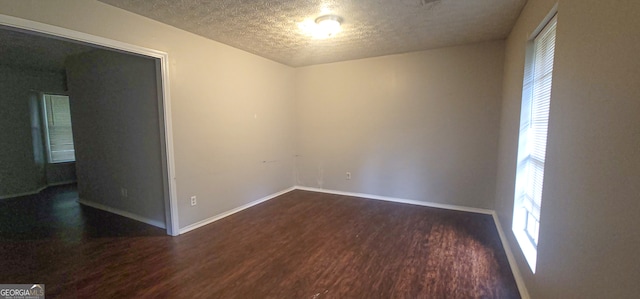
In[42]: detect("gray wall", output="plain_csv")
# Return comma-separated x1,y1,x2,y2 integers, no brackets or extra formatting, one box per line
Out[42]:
46,162,77,185
0,65,75,198
66,49,166,225
295,41,505,209
495,0,640,297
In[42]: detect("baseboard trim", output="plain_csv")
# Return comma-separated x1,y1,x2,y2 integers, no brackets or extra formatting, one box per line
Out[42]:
0,186,48,200
294,186,494,215
47,180,77,187
0,181,77,200
78,198,166,229
491,212,530,299
179,186,296,234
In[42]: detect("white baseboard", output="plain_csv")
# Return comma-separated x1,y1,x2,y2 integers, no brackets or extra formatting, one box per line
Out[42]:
0,181,77,200
0,186,48,200
492,212,530,299
294,186,494,215
78,198,166,229
48,180,77,187
179,186,297,234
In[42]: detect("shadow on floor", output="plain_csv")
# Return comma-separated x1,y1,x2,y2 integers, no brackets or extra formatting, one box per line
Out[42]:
0,184,166,241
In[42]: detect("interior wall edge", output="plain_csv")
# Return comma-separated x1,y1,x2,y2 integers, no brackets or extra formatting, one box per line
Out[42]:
491,212,531,299
295,186,494,215
0,185,48,200
179,186,297,234
0,179,77,201
77,198,166,229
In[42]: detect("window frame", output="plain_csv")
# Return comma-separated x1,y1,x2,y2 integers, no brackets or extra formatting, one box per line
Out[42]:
41,92,76,164
512,11,558,274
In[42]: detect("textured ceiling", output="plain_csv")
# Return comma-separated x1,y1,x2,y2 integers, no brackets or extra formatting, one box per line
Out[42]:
98,0,527,67
0,27,94,72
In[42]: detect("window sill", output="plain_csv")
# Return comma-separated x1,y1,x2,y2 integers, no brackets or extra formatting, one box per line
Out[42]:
513,228,538,273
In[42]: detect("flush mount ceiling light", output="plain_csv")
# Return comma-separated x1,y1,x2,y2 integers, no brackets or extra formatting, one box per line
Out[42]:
298,14,343,39
315,15,343,36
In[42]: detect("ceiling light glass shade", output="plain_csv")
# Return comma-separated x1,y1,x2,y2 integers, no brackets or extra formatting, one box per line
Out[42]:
316,15,342,37
298,15,343,39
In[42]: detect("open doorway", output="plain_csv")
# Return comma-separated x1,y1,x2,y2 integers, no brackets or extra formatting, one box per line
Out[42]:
0,15,178,235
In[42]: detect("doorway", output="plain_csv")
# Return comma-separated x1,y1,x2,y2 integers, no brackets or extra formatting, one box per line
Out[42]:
0,14,178,235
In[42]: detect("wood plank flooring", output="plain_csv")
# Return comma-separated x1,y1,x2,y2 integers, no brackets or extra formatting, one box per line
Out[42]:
0,186,520,298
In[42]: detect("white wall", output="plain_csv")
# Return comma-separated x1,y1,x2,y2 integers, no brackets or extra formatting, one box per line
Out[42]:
0,65,71,198
295,41,505,209
66,49,165,225
495,0,640,297
0,0,296,228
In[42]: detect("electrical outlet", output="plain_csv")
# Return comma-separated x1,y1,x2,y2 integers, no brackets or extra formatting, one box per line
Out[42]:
346,172,351,180
190,196,197,206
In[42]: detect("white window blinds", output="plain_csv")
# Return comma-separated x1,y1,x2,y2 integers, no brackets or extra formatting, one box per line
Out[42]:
43,94,76,163
512,14,557,273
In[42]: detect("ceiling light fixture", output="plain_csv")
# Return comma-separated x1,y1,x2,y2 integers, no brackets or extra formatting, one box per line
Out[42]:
298,14,343,39
315,15,342,37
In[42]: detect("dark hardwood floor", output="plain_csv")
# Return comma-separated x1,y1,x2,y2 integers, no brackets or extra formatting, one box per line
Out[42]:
0,186,520,298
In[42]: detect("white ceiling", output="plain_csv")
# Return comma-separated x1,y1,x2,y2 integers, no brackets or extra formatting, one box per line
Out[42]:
98,0,527,67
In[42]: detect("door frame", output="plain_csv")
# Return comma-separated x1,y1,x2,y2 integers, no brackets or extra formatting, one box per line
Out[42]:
0,14,180,236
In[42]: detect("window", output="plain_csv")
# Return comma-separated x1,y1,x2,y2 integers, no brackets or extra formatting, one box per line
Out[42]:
43,94,76,163
512,14,557,273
